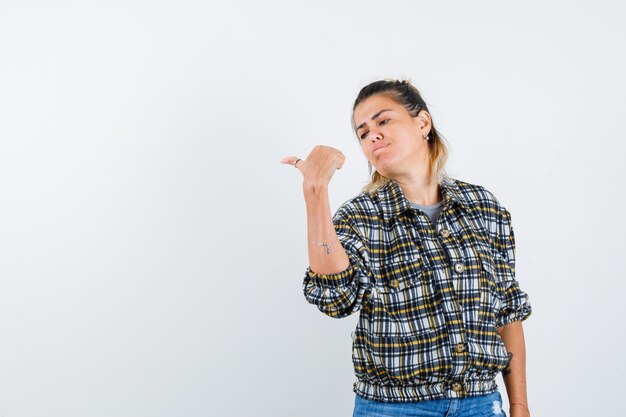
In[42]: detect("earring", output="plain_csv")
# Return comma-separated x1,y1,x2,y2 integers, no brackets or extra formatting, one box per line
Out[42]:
423,134,430,141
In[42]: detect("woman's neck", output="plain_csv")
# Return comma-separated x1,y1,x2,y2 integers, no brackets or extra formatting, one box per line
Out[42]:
394,176,441,206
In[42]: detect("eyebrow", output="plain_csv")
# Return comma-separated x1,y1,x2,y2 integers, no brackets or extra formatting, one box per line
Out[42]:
356,109,393,131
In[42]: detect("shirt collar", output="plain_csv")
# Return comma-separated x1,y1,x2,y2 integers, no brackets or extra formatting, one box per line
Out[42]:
377,176,472,221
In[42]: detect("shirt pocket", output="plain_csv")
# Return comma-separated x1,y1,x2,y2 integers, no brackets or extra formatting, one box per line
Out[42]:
364,328,450,384
370,247,444,338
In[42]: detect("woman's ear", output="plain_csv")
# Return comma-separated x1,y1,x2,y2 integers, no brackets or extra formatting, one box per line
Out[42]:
416,110,432,135
416,110,431,129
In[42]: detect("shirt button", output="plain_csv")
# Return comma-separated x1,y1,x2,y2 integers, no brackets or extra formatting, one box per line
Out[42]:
389,279,399,288
439,228,451,238
454,262,465,273
455,343,466,354
451,381,463,392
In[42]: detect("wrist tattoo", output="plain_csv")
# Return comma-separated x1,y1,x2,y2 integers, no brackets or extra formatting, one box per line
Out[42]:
312,240,334,254
502,352,513,377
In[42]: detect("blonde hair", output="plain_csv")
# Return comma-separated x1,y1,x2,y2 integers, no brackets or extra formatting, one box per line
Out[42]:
351,79,450,194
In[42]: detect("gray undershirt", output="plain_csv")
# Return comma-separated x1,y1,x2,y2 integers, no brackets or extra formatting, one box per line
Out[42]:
409,199,444,228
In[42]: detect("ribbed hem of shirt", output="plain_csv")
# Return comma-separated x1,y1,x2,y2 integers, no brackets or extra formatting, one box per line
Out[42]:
353,377,498,402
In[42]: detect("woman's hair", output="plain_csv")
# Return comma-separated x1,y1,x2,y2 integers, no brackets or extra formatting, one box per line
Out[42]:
351,78,449,194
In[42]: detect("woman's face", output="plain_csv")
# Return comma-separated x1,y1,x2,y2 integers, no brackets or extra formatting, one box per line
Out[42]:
353,94,431,178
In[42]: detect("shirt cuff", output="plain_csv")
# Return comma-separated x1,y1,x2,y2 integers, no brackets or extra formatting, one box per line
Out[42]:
496,302,532,327
304,263,357,287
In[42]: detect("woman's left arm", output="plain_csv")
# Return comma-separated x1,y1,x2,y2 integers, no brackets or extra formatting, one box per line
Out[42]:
497,321,530,417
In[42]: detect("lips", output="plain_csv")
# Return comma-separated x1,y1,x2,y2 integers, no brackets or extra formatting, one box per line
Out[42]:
372,144,389,154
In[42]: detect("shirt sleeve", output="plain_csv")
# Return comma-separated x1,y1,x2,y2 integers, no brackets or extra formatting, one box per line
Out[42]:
493,204,532,327
302,209,372,319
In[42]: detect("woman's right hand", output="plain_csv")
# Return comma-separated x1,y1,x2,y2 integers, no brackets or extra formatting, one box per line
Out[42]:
280,145,346,187
280,145,352,279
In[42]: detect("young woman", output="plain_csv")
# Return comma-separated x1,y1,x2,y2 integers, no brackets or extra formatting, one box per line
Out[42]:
281,79,532,417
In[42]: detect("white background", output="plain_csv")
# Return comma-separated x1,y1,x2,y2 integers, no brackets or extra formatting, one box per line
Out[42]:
1,1,624,416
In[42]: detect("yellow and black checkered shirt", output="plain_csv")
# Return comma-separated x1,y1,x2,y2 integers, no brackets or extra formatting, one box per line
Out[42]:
303,176,532,402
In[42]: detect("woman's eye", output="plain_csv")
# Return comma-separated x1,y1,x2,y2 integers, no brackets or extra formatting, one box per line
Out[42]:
359,120,389,140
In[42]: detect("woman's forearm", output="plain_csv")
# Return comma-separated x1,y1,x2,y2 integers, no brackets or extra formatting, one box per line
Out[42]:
303,181,350,275
496,321,530,415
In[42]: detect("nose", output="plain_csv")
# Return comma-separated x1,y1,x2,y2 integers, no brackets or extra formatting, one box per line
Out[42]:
369,129,383,141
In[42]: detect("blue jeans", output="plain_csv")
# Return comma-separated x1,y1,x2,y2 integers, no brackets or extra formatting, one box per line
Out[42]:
353,390,507,417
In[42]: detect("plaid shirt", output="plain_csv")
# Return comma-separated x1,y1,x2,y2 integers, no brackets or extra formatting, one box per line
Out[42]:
302,176,532,402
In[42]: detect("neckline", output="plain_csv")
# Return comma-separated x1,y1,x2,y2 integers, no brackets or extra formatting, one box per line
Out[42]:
409,199,444,208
